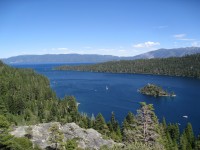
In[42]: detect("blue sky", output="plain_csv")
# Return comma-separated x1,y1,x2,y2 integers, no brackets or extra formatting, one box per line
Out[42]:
0,0,200,58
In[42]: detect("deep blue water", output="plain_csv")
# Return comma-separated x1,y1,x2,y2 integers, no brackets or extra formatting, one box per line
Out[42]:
11,63,200,135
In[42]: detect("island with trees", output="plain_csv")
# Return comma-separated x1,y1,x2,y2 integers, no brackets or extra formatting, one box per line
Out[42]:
55,54,200,78
139,83,176,97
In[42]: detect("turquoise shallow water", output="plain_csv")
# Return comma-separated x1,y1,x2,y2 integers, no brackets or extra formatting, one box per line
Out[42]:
12,63,200,135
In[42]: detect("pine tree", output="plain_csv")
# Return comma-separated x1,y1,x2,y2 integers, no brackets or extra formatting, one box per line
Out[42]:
94,113,109,135
0,115,15,149
195,134,200,150
122,111,135,139
125,111,135,127
108,112,122,142
135,102,160,144
122,102,163,147
185,123,195,149
162,117,167,130
180,131,188,150
167,123,180,143
0,98,7,115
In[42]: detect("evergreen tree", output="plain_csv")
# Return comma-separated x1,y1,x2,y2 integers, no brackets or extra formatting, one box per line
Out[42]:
180,131,188,150
167,123,180,143
122,102,163,147
107,112,122,142
0,115,12,149
195,134,200,150
135,102,160,144
125,111,135,129
94,113,109,135
185,123,195,149
0,99,7,115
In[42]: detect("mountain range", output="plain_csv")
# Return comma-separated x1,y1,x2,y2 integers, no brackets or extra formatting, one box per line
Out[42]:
2,47,200,64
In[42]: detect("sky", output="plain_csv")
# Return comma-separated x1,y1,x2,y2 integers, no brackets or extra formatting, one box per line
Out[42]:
0,0,200,58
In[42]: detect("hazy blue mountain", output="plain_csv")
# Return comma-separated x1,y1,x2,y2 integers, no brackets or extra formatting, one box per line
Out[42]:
132,47,200,59
2,54,122,64
2,47,200,64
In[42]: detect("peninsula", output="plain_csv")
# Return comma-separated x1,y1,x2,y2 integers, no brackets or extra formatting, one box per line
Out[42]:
55,54,200,79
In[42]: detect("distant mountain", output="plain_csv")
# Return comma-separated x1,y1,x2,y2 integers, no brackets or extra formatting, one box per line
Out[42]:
2,54,122,64
2,47,200,64
132,47,200,59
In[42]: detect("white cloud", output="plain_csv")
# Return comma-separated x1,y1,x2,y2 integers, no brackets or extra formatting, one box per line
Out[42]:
173,34,195,41
191,41,200,47
174,34,186,38
132,41,160,48
178,38,195,41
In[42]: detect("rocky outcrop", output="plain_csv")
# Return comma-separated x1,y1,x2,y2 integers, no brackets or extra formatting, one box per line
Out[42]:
11,122,119,150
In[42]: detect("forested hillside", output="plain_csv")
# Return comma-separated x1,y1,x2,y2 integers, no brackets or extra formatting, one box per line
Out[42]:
0,61,86,126
56,54,200,78
1,61,200,150
0,61,94,149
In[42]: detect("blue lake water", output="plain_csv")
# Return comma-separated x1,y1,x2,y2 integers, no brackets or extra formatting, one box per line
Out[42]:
11,63,200,135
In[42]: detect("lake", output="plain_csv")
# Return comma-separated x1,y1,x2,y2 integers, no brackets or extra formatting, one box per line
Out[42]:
11,63,200,135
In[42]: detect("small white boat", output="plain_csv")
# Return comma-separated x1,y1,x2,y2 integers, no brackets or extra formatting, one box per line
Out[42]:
106,86,109,90
183,115,188,118
178,123,181,125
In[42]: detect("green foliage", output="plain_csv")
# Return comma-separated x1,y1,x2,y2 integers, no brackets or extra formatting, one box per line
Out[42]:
125,142,165,150
0,62,91,129
100,142,165,150
167,123,180,142
94,113,109,136
0,115,38,150
48,123,64,150
6,137,34,150
65,139,78,150
107,112,122,142
180,131,188,150
160,122,179,150
0,115,12,149
180,123,195,150
195,135,200,150
56,54,200,78
0,115,10,130
122,102,165,149
185,123,195,148
135,103,160,144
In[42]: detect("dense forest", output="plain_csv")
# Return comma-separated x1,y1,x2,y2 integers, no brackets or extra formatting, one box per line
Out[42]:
1,61,200,150
56,54,200,78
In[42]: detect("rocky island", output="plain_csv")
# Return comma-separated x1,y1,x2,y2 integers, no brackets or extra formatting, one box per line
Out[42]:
139,83,176,97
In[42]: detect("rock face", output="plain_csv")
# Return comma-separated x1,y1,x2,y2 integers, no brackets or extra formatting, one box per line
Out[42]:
11,122,118,150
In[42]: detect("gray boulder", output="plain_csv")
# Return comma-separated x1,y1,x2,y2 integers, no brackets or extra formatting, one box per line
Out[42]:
11,122,120,150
